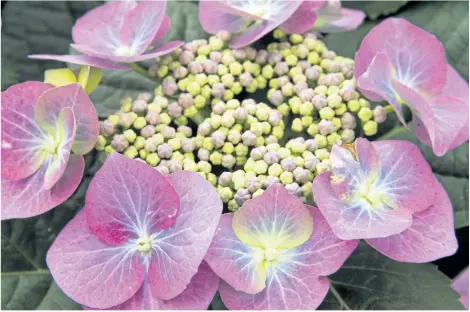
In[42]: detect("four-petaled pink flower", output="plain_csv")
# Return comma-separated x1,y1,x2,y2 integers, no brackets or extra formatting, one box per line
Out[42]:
355,18,469,156
204,184,358,310
47,153,222,309
313,138,458,263
29,0,183,70
1,82,99,220
312,0,365,33
199,0,320,48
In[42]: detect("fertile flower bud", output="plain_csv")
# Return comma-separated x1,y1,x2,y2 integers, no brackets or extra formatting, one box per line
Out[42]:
211,83,225,98
246,179,262,194
173,66,189,78
234,189,251,206
341,62,354,79
269,90,284,106
268,51,282,65
156,164,170,175
163,79,177,96
111,134,129,152
210,51,222,62
294,82,308,94
255,50,268,65
312,94,328,110
293,167,310,184
168,159,183,173
373,105,387,123
263,151,281,165
285,182,302,197
268,110,282,126
144,138,157,153
132,99,147,115
162,126,176,139
141,125,155,138
263,176,280,188
204,60,218,74
100,120,116,137
198,148,210,161
341,112,357,129
241,131,257,146
179,50,195,65
157,143,173,159
305,66,320,81
274,62,289,76
145,111,160,125
304,155,318,171
239,72,254,87
340,86,356,101
211,131,226,148
119,112,136,128
299,89,314,102
188,61,204,74
341,129,355,143
244,47,257,60
318,119,334,135
198,122,212,136
305,139,318,152
281,157,296,172
322,50,336,59
178,93,194,108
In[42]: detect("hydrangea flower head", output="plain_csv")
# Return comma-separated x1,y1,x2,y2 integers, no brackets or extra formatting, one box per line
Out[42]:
204,184,358,309
29,0,183,68
355,18,469,156
313,0,366,33
313,138,458,262
47,153,223,309
1,82,99,220
199,0,321,48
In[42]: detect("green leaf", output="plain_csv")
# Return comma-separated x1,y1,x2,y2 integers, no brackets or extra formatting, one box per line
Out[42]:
343,1,408,20
324,1,469,79
1,1,102,90
436,174,469,230
210,291,228,310
1,271,81,310
319,243,464,310
165,0,209,42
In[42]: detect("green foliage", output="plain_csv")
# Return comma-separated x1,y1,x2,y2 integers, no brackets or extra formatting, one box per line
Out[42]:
343,1,408,20
165,0,210,42
319,243,464,310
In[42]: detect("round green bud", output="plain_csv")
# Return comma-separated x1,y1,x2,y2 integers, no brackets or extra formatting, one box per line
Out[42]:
210,151,223,165
293,156,304,167
359,98,370,108
104,145,116,155
208,74,220,86
197,161,212,173
221,74,235,88
273,28,286,39
262,65,274,79
335,103,347,115
278,147,291,159
184,152,195,161
201,85,212,99
327,94,342,108
255,136,265,147
363,120,378,136
235,143,249,156
280,171,294,185
194,95,207,109
278,104,290,116
314,85,328,95
290,34,303,44
168,61,181,70
299,101,314,116
229,62,243,76
331,117,342,131
301,116,314,128
244,158,256,172
146,153,160,166
268,163,283,177
272,126,284,139
358,107,373,122
307,52,320,65
183,159,198,171
152,133,165,145
139,149,148,160
124,146,138,159
123,129,137,143
306,123,319,136
197,45,211,56
218,187,233,203
254,160,268,174
217,64,229,76
319,107,335,120
207,173,217,186
347,100,360,112
289,67,303,78
187,82,201,96
314,134,327,148
203,137,214,151
133,117,147,130
285,54,298,66
184,106,198,118
252,189,264,198
222,142,235,154
292,118,304,132
134,136,146,150
159,113,171,125
315,148,330,160
171,151,184,163
108,114,120,126
195,55,208,63
95,135,107,151
231,82,243,95
226,99,240,110
223,90,234,101
256,76,267,89
147,103,162,113
327,133,341,146
301,181,313,198
168,137,182,150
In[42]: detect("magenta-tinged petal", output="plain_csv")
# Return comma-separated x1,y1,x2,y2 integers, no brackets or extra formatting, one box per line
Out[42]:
233,184,314,250
279,1,320,34
151,15,171,46
72,0,137,55
355,18,447,96
28,54,130,70
1,154,84,220
393,80,469,156
356,53,405,123
34,83,99,155
198,1,246,34
43,107,76,190
120,0,166,55
148,171,223,300
372,140,437,213
85,153,180,246
163,261,220,310
366,182,457,263
47,209,145,309
314,3,366,33
281,206,359,277
103,262,219,310
1,82,52,180
219,273,329,310
204,213,267,295
453,268,469,309
313,172,413,240
229,19,282,49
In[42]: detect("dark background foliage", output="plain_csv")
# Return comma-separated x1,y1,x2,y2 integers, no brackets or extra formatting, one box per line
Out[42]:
1,1,468,309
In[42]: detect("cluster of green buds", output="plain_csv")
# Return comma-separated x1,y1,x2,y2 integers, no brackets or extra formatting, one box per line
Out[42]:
94,92,217,186
216,136,331,211
194,98,285,169
262,29,387,141
148,31,273,124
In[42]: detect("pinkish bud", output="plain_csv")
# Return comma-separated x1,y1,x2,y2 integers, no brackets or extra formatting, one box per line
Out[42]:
204,60,218,74
179,50,195,65
137,92,152,102
216,30,231,42
281,158,296,172
318,119,334,135
232,49,246,60
211,131,226,148
340,87,357,101
374,106,387,123
255,50,268,65
341,112,357,129
111,134,129,152
299,88,314,102
305,139,318,152
297,60,310,70
269,90,284,106
221,54,236,66
144,139,157,152
178,93,194,108
285,182,302,197
239,72,253,87
157,143,173,159
210,51,222,62
294,82,308,94
264,151,281,165
305,66,320,81
312,94,328,110
156,164,170,176
173,66,189,79
145,111,160,125
163,79,178,96
100,120,115,136
244,47,257,60
188,61,203,74
246,179,262,193
148,64,159,77
268,52,282,65
274,62,289,76
181,138,195,152
341,63,354,79
167,101,183,118
218,172,233,187
141,125,156,138
235,189,251,206
132,99,147,114
119,113,135,128
211,83,225,98
322,50,337,59
167,159,183,173
263,176,280,188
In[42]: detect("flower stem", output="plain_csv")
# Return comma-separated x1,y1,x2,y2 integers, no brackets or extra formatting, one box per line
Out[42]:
384,105,395,113
129,63,159,83
328,279,351,310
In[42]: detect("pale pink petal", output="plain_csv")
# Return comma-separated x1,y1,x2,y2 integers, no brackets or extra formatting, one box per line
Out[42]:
1,82,52,180
47,209,145,309
151,15,171,46
314,3,366,33
1,154,84,220
219,274,329,309
85,153,180,246
279,1,320,34
366,182,458,263
198,1,247,34
72,0,137,55
393,80,469,156
281,206,359,276
355,18,447,96
216,1,266,20
104,261,219,310
372,140,437,213
34,83,99,155
163,261,220,310
204,213,267,295
148,171,223,300
232,184,314,250
43,108,76,190
313,172,413,240
356,53,406,123
120,0,166,55
453,268,469,309
28,54,130,70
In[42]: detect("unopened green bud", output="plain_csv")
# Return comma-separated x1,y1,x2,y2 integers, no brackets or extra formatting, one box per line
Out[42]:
315,148,330,160
347,100,360,112
235,143,249,156
308,52,320,65
159,113,171,125
285,54,298,66
280,171,294,185
278,104,290,116
123,129,137,143
319,107,335,120
292,118,304,132
315,134,327,148
262,65,274,79
327,133,341,146
268,163,283,177
104,145,116,155
210,151,223,165
146,153,160,166
229,62,243,76
358,107,373,122
301,116,314,128
124,146,138,158
218,187,233,203
359,98,370,108
108,114,120,126
363,120,378,136
273,28,286,39
95,135,107,151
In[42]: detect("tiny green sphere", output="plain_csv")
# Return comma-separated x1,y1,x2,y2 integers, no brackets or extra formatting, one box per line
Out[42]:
207,173,217,186
223,90,234,101
331,117,342,131
254,160,268,175
268,163,283,177
95,135,107,151
104,145,116,155
358,107,373,122
194,95,207,109
278,104,290,116
314,134,328,148
208,74,220,86
187,82,201,96
171,151,184,163
124,129,137,143
292,118,304,132
168,137,182,150
315,148,330,160
301,116,314,128
152,133,165,145
262,65,274,79
210,151,223,165
327,133,341,146
280,171,294,185
134,136,146,150
197,161,212,173
157,65,169,78
272,126,284,139
294,156,304,167
363,120,378,136
335,103,348,115
244,158,256,172
347,100,360,112
133,117,147,130
108,114,120,126
307,52,320,65
184,152,195,161
290,140,307,154
139,149,148,160
285,54,298,66
359,98,370,108
236,155,247,167
217,64,229,76
159,113,171,125
299,102,314,116
278,147,291,159
273,28,286,39
124,146,138,159
229,62,243,76
232,82,243,95
290,34,303,44
327,94,342,108
289,67,303,78
307,123,319,136
203,138,214,151
146,153,160,166
222,142,235,154
319,107,335,120
252,189,264,198
218,187,234,203
183,159,198,171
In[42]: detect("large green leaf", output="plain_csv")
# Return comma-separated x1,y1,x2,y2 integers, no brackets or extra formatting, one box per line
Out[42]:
436,175,469,230
1,271,80,310
319,243,464,310
343,1,408,20
325,1,469,79
165,0,209,42
1,1,103,90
